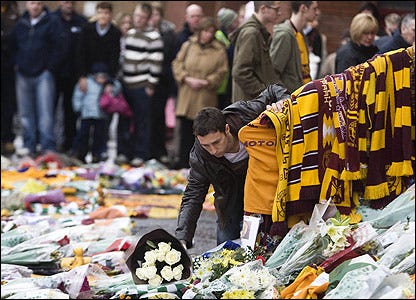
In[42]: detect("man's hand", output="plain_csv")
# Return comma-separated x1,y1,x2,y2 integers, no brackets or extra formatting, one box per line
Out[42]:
266,100,285,113
145,86,154,97
180,240,187,250
184,77,208,90
78,77,88,93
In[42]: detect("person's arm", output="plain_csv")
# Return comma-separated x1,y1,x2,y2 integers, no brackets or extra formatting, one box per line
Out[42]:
172,41,191,86
225,83,290,125
232,28,267,98
270,31,292,75
72,83,84,113
204,44,229,90
46,14,68,74
175,150,210,249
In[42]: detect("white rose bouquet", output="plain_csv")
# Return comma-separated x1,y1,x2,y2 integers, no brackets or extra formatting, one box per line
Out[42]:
135,241,184,287
125,228,192,287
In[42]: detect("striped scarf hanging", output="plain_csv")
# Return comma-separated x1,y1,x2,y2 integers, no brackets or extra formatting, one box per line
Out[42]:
273,46,415,224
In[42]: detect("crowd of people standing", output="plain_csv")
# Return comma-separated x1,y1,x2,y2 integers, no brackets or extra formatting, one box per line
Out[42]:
1,1,413,168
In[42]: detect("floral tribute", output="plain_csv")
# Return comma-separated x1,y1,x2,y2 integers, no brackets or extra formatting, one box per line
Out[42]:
191,241,264,283
135,241,184,287
321,212,353,257
125,228,192,287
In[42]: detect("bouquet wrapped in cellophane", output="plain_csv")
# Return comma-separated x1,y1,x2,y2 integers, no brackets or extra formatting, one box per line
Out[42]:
183,259,278,299
125,228,192,290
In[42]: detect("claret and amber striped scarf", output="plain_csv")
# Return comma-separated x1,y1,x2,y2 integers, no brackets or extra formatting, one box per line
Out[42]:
273,46,414,225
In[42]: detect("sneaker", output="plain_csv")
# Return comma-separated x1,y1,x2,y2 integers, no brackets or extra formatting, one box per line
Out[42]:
130,157,144,167
115,154,128,165
16,147,30,157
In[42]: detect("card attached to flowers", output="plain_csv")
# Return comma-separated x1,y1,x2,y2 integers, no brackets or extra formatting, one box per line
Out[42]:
240,215,261,249
125,228,192,287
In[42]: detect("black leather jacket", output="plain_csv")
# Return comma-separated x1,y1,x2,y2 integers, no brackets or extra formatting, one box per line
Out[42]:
175,84,290,248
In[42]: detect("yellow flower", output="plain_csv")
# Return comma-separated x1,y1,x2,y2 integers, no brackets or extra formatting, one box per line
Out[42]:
221,289,255,299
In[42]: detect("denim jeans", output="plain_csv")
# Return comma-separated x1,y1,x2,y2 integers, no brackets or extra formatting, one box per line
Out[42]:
16,70,56,153
216,218,243,245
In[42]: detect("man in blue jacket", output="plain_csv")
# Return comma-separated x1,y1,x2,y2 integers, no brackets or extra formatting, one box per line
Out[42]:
10,1,66,157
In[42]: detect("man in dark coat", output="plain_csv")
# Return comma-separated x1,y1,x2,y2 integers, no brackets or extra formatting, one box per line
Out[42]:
175,83,290,249
51,1,87,153
10,1,66,156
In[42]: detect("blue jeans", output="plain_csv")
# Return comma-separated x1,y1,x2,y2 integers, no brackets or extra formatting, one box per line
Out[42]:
216,218,243,245
124,86,151,160
16,70,56,153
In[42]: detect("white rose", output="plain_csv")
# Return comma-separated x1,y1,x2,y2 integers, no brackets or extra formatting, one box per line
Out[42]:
135,267,147,280
155,249,166,262
172,265,184,280
144,249,158,265
158,242,171,254
143,265,157,280
160,265,174,281
148,274,163,287
165,248,181,265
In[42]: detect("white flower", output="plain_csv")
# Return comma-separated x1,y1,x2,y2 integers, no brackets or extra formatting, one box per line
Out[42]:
144,249,158,265
137,241,186,286
135,267,147,280
143,265,157,280
165,248,181,265
195,266,209,280
155,249,167,262
148,274,163,287
172,264,184,280
160,265,174,281
158,242,171,254
326,224,344,243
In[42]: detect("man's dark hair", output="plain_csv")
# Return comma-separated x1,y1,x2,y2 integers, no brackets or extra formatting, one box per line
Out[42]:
291,1,313,13
96,2,113,11
136,2,153,17
193,107,226,137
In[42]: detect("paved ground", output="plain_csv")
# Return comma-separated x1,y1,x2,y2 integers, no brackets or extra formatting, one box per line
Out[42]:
131,209,218,257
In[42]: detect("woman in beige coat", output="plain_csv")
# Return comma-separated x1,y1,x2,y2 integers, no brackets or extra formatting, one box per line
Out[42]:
172,16,228,169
